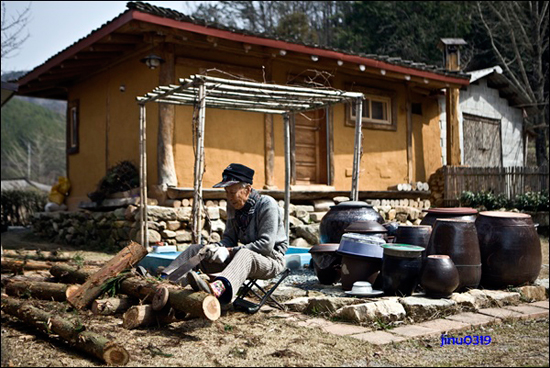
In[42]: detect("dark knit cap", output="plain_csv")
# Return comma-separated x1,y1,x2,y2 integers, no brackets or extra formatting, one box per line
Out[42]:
213,163,254,188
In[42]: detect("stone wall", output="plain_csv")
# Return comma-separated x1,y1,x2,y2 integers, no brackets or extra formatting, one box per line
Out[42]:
30,196,429,251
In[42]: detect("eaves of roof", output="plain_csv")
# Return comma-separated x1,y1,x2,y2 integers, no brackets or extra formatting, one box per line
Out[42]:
17,1,470,94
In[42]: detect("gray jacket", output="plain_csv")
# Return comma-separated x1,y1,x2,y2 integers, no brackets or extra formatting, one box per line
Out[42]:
219,194,288,259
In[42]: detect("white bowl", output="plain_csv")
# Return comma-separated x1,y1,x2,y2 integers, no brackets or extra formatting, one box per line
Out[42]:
350,281,373,294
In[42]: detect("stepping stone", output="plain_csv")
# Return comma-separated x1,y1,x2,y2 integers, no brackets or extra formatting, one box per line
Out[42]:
388,324,440,338
530,300,549,309
349,330,407,345
321,323,371,336
445,312,501,327
477,307,525,320
504,304,549,319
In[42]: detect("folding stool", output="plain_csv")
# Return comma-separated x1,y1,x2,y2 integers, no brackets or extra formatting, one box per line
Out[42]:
233,268,291,314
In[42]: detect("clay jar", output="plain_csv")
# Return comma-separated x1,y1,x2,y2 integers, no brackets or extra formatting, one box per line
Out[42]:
381,244,424,296
475,211,542,289
309,243,342,285
395,225,432,251
320,201,384,244
426,219,481,291
420,207,478,227
344,221,388,241
420,255,460,298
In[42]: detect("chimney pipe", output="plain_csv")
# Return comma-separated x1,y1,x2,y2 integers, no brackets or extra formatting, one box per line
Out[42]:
438,38,467,71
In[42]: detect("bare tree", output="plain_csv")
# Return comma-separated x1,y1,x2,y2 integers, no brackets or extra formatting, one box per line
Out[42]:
477,1,549,166
1,2,31,60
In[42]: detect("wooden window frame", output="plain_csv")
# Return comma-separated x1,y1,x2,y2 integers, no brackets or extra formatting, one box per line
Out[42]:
346,86,397,131
67,100,79,154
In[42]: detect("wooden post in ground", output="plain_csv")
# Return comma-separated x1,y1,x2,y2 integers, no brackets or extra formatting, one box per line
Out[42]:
1,297,130,366
67,241,148,310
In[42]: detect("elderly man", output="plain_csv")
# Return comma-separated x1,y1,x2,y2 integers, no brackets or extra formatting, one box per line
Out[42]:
161,163,288,305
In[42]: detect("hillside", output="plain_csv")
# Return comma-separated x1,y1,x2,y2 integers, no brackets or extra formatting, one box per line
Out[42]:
1,96,66,185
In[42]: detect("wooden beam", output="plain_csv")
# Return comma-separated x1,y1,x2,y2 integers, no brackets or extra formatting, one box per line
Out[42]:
283,113,291,239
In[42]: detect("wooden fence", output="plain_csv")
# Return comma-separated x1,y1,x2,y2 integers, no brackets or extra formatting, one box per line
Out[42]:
443,165,549,203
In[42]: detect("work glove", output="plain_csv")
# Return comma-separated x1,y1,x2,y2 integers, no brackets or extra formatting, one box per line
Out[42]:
201,243,230,264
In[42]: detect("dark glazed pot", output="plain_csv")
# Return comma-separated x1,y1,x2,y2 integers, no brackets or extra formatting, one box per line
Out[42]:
319,201,384,244
420,255,459,298
395,225,432,250
309,243,342,285
426,219,481,291
420,207,478,227
339,254,382,291
381,244,424,296
344,221,388,240
475,211,542,289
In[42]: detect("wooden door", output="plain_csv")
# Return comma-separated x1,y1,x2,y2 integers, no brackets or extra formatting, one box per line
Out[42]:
293,109,328,185
463,114,502,167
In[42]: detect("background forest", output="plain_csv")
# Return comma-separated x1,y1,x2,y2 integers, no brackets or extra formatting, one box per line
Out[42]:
1,1,548,185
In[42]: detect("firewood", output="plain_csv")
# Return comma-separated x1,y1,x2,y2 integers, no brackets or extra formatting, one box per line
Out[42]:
1,258,53,273
91,296,136,315
49,263,96,284
67,241,148,310
2,249,71,262
1,296,130,365
122,304,176,329
4,280,78,301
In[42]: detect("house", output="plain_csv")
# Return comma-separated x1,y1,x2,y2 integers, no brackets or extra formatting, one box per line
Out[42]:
439,66,530,167
14,1,470,211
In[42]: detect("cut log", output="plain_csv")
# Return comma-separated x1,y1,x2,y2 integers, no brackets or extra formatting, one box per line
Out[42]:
168,289,221,321
91,296,136,315
5,280,78,301
1,258,53,273
49,263,96,284
1,274,53,287
1,296,130,365
122,304,176,329
67,241,148,310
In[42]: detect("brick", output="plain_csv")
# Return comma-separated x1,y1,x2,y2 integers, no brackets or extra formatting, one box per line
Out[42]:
504,305,549,319
389,324,440,338
349,330,407,345
445,312,501,327
321,323,371,336
477,307,525,320
416,318,470,334
530,300,549,309
295,317,332,328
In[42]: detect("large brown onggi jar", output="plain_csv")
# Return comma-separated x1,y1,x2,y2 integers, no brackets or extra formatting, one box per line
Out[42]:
420,207,478,227
426,219,481,291
319,201,384,244
475,211,541,289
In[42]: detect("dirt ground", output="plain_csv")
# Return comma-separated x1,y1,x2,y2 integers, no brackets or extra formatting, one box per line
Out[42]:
1,228,549,367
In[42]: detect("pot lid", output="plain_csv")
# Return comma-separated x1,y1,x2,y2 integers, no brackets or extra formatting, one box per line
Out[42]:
423,207,478,215
309,243,340,253
344,221,388,234
382,243,424,257
330,201,373,209
478,211,531,219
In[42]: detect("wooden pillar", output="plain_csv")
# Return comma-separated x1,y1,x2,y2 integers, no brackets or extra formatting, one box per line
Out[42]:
139,103,148,248
446,87,461,165
192,80,206,245
283,113,291,240
264,114,275,189
351,97,363,201
406,85,414,183
158,43,178,186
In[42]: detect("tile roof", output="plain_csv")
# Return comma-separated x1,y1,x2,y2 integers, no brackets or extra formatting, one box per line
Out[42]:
127,1,470,80
16,1,470,85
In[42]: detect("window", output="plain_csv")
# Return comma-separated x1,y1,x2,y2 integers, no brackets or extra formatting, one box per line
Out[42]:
67,100,79,154
346,87,396,131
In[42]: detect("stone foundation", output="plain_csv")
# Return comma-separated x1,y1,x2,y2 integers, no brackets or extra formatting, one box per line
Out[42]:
30,196,429,250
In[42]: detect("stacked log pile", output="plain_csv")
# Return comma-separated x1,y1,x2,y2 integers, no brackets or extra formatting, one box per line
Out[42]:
1,241,221,365
428,167,446,207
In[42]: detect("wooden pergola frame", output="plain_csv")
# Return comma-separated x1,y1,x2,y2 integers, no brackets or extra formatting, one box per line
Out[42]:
136,74,364,248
